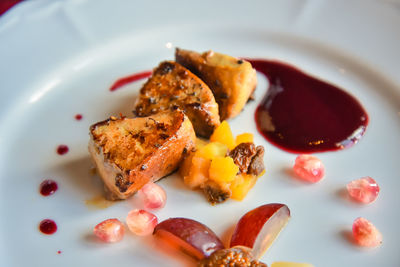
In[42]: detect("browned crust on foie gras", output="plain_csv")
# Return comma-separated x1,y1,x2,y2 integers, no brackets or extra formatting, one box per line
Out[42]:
175,48,257,120
89,110,196,200
135,61,220,138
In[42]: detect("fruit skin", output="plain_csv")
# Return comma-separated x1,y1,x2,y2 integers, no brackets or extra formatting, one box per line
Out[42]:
210,121,236,149
352,217,382,247
153,217,225,260
93,218,125,243
230,203,291,259
346,176,380,204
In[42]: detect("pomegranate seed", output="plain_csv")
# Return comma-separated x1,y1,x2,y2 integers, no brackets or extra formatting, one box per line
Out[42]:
126,209,158,236
293,154,325,183
352,217,382,247
346,176,379,204
139,182,167,210
93,218,125,243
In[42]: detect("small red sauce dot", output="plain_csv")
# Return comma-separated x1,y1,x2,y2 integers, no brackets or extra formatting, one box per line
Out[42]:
57,145,69,155
40,180,58,196
74,114,83,120
57,250,62,254
39,219,57,235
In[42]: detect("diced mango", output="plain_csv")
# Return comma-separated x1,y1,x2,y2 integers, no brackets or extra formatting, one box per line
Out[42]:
235,133,254,146
210,121,235,149
209,157,239,183
230,174,258,201
196,137,209,149
271,262,314,267
196,142,228,160
184,156,211,189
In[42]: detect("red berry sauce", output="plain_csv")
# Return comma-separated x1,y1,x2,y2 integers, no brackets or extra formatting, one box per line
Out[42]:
74,114,83,120
39,219,57,235
56,145,69,155
250,59,368,153
40,180,58,196
109,70,152,91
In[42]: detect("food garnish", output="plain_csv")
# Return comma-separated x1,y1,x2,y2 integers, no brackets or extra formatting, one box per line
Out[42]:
180,121,265,204
126,209,158,236
230,203,291,259
93,218,125,243
198,246,267,267
352,217,382,247
138,182,167,210
346,177,380,204
293,154,325,183
153,217,225,260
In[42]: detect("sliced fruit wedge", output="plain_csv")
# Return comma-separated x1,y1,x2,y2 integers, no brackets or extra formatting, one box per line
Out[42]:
153,217,224,260
230,203,291,259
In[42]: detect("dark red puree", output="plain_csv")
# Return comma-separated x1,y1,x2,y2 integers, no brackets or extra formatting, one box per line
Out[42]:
39,219,57,235
56,145,69,155
110,70,152,91
249,59,368,153
75,114,83,120
40,180,58,196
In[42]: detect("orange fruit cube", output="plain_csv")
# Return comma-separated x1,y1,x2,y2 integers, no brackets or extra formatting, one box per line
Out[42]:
209,156,238,184
210,121,235,149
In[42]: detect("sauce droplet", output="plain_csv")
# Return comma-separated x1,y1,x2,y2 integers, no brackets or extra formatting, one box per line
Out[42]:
250,59,369,153
39,219,57,235
40,180,58,196
110,71,152,91
57,145,69,155
75,114,83,120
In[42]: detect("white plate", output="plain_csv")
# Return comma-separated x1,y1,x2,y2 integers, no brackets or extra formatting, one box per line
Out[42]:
1,0,400,266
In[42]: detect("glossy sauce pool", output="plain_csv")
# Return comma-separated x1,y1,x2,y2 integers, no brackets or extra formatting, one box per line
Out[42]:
249,59,368,153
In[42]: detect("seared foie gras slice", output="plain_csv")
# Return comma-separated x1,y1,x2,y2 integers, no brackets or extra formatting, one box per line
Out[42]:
175,48,257,120
135,61,220,138
89,110,196,200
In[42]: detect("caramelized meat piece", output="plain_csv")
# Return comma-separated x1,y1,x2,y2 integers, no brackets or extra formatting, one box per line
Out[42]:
248,146,265,176
229,142,257,174
89,110,196,200
135,61,220,138
176,48,257,120
198,246,267,267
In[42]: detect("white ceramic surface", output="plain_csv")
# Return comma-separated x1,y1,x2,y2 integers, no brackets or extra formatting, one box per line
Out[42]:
0,0,399,266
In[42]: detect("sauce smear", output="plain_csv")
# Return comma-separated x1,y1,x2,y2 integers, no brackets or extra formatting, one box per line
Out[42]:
110,70,152,91
40,180,58,196
250,59,368,153
39,219,57,235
